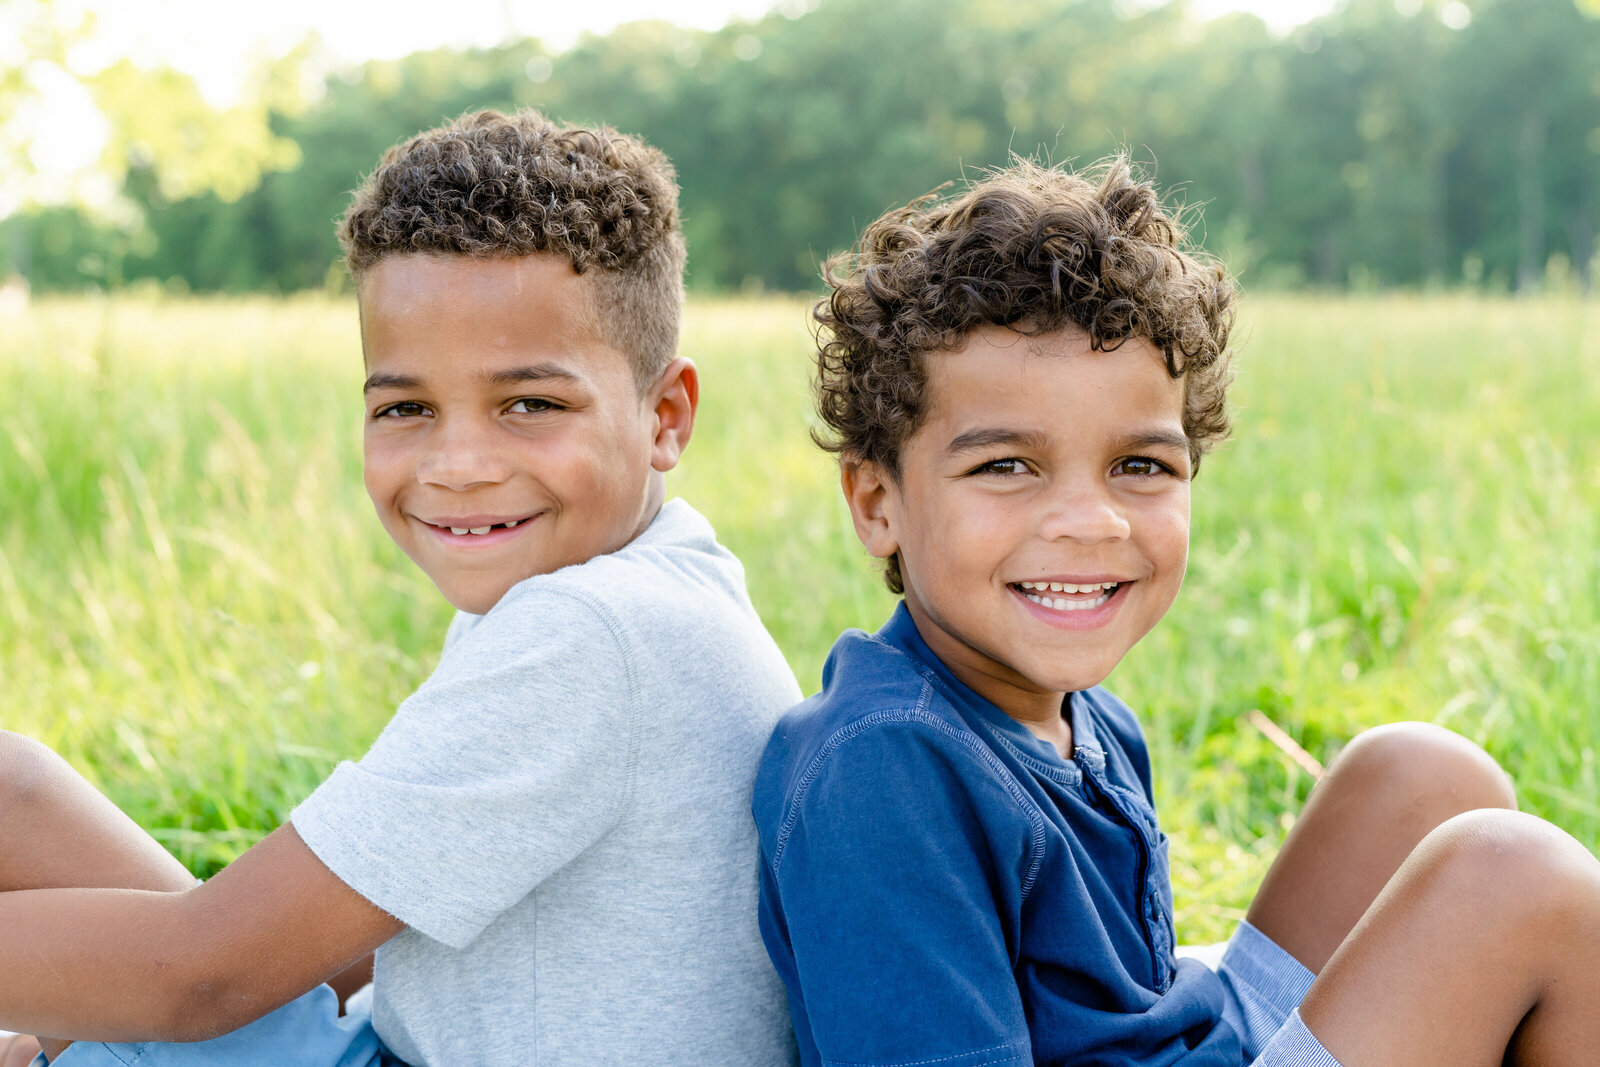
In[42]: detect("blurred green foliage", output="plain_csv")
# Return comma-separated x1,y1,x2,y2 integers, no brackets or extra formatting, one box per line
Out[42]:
2,0,1598,295
2,292,1596,942
2,2,309,252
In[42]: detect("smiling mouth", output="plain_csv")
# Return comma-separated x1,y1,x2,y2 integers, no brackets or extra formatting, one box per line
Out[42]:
1013,580,1121,612
425,518,530,537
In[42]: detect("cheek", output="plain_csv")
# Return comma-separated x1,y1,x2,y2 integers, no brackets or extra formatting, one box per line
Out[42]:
589,407,652,464
572,433,643,496
908,477,991,529
1149,504,1191,574
895,488,1015,588
942,492,1032,560
361,438,403,504
361,445,388,503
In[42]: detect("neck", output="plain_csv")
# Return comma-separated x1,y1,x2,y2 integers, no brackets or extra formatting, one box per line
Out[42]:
901,596,1074,758
628,472,668,541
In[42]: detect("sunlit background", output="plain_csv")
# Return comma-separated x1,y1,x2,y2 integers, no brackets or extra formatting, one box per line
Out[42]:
5,0,1594,295
2,0,1598,927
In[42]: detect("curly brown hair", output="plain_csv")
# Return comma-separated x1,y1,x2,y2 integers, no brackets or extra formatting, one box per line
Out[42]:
814,157,1236,593
340,109,685,390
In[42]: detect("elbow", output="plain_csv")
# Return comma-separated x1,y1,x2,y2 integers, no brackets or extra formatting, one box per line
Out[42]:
49,953,274,1043
139,919,288,1043
149,990,216,1044
155,978,283,1043
138,889,294,1042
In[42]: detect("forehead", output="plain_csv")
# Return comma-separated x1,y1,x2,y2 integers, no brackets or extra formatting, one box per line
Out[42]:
357,253,619,375
919,325,1185,444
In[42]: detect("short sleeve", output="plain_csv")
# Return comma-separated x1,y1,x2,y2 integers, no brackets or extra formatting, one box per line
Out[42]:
292,588,637,948
764,718,1036,1066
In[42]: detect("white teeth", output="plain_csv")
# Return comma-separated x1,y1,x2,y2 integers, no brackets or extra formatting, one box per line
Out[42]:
1019,580,1118,594
1023,591,1114,611
444,520,523,535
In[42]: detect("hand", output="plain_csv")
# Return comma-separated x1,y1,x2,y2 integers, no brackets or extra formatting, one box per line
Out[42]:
0,1033,42,1067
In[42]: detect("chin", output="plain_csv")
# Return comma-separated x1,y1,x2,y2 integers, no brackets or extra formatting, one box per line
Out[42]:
438,583,512,616
1054,675,1112,695
1029,662,1117,695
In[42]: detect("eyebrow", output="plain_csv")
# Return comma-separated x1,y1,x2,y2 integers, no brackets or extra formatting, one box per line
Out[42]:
363,362,584,393
945,428,1051,455
944,426,1192,456
1114,429,1192,454
362,372,420,393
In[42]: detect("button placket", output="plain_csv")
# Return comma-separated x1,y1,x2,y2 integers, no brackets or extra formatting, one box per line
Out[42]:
1079,758,1171,992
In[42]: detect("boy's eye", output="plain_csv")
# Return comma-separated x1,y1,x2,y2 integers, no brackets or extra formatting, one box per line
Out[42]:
508,398,559,414
375,401,429,419
1112,456,1172,477
972,458,1030,477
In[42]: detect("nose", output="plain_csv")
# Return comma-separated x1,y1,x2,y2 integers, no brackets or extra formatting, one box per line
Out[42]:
415,416,512,491
1036,478,1131,544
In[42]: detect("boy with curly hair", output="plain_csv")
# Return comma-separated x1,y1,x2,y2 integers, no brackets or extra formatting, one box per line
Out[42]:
753,159,1600,1066
0,109,800,1067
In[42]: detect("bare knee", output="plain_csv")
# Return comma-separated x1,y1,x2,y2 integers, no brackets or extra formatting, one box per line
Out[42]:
1411,809,1600,934
0,729,66,813
0,731,89,831
1326,721,1517,815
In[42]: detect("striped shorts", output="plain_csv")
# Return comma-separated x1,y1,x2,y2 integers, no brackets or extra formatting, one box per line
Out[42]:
1211,919,1343,1067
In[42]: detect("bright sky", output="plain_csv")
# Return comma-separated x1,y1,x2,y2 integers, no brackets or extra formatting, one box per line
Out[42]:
70,0,1342,105
2,0,1340,214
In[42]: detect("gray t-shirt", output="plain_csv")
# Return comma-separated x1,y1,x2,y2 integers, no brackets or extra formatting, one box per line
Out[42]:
292,500,801,1066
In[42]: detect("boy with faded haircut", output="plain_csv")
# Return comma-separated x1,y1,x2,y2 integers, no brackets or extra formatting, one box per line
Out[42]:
754,159,1600,1066
0,109,799,1066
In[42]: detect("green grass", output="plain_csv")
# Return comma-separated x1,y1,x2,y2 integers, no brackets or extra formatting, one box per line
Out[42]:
2,291,1596,943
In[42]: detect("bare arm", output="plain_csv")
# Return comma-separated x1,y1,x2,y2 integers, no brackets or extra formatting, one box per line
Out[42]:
0,821,404,1043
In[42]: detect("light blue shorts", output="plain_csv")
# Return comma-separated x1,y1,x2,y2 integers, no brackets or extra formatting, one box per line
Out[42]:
37,984,399,1067
40,928,1340,1067
1214,919,1342,1067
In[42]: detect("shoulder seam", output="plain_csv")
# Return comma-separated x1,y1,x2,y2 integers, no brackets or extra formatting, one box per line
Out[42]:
769,679,1047,898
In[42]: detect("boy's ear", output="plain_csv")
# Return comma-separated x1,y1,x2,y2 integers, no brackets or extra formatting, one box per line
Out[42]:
647,357,698,473
840,457,900,561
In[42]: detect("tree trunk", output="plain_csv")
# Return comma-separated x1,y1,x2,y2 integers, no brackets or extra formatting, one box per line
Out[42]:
1237,151,1265,212
3,215,29,284
1516,110,1547,293
1315,225,1342,287
1566,209,1595,293
1421,144,1447,287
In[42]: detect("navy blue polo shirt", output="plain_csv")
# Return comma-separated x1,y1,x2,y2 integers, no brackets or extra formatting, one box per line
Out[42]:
754,604,1242,1067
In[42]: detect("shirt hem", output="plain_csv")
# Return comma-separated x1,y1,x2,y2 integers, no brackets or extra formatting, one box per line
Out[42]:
821,1040,1031,1067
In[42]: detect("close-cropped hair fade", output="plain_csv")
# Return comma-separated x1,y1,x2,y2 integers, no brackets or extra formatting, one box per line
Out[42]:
813,157,1236,594
340,109,686,391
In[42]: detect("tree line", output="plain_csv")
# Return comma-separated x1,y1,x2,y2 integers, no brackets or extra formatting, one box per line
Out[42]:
4,0,1597,295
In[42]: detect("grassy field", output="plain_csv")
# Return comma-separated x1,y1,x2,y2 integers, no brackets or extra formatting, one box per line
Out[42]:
2,292,1597,943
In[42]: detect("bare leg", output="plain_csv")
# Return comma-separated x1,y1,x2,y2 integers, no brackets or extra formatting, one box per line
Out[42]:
1245,722,1517,973
0,731,197,1059
0,732,195,895
326,954,374,1015
0,1034,43,1067
1298,808,1600,1066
